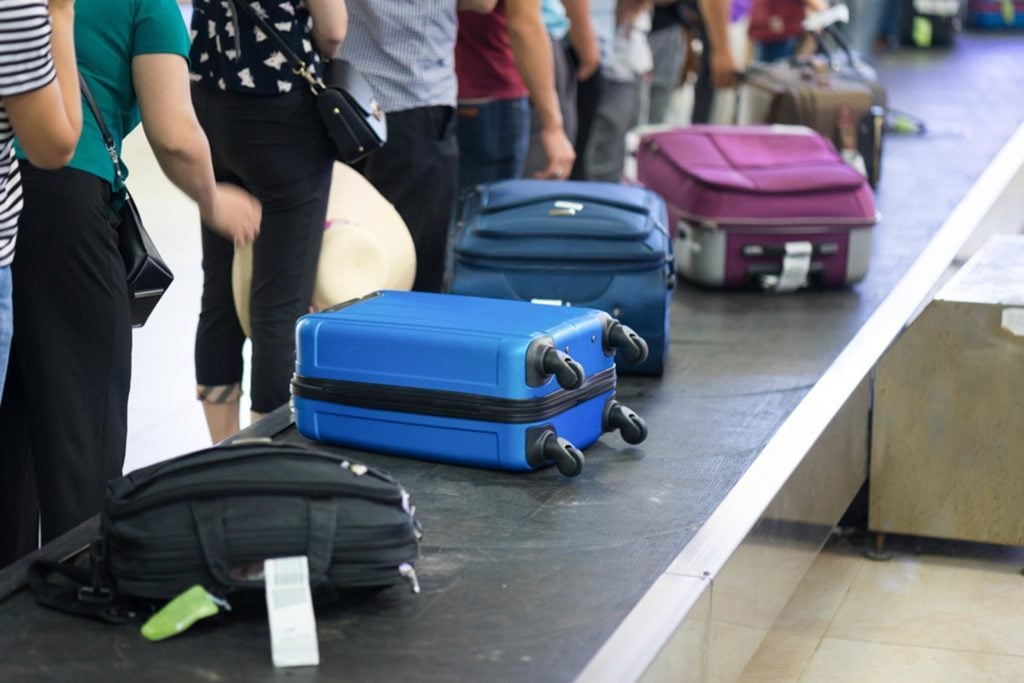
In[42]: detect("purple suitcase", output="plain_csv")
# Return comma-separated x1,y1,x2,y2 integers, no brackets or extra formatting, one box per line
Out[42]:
636,125,878,291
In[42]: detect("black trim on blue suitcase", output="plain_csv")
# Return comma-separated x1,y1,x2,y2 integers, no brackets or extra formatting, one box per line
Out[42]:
291,368,617,424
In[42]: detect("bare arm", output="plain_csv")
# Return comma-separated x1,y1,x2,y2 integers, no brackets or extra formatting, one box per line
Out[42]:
457,0,499,11
6,0,82,169
506,0,575,178
307,0,348,59
133,54,260,244
697,0,738,88
562,0,600,80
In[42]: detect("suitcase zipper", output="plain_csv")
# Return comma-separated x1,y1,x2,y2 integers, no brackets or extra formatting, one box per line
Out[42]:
667,200,878,229
291,367,617,424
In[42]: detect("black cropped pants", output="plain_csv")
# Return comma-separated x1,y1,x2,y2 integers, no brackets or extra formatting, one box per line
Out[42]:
192,85,335,414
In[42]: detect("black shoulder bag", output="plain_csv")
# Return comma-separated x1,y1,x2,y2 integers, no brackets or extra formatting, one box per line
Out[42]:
229,0,387,165
79,76,173,328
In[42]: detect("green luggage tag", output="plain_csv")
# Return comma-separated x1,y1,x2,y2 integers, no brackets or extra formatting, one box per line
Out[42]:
912,16,934,48
141,585,231,642
1002,0,1016,26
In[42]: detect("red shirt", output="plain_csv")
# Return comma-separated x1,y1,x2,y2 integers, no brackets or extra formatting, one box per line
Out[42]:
455,1,528,101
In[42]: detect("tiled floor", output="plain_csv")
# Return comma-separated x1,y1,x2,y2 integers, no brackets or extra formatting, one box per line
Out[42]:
739,535,1024,682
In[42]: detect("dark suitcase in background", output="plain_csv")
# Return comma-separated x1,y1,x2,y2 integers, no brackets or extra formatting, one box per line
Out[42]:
967,0,1024,27
449,180,673,376
636,125,878,291
737,46,887,188
291,290,649,477
901,0,960,47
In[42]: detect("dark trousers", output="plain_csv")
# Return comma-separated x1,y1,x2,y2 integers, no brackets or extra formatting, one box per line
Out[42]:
571,67,603,180
0,165,130,566
192,85,335,413
358,105,458,293
457,97,530,191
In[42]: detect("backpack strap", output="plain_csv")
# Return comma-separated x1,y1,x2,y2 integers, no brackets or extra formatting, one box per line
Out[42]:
26,543,139,625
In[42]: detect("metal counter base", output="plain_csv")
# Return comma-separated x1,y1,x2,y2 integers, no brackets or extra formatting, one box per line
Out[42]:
2,34,1024,683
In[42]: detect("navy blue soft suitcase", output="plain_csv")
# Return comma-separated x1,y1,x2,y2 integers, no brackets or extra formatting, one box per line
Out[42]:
291,290,649,477
449,180,674,376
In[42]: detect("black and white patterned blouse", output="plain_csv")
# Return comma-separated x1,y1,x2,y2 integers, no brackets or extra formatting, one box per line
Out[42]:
189,0,322,95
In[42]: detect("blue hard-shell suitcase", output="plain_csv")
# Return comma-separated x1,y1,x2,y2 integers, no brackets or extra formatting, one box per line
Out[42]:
291,291,649,477
448,179,674,376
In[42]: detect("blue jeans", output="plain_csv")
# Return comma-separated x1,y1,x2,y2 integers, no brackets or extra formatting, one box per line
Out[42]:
457,97,530,191
0,265,10,400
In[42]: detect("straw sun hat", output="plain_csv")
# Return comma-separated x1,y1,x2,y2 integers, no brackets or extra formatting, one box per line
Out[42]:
231,162,417,337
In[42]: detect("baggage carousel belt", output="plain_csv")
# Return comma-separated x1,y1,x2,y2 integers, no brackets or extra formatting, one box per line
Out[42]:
1,33,1023,683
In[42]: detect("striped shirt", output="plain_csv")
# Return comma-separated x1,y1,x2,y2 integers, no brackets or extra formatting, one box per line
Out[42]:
0,0,55,268
341,0,458,113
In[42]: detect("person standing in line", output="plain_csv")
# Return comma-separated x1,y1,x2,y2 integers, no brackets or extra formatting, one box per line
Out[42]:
0,0,82,401
0,0,262,567
455,0,577,189
343,0,498,294
190,0,346,442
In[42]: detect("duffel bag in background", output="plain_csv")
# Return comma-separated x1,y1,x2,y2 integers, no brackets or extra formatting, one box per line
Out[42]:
29,441,422,621
448,180,673,376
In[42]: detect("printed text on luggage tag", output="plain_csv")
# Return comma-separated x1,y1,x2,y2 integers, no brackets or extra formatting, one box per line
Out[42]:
265,556,319,668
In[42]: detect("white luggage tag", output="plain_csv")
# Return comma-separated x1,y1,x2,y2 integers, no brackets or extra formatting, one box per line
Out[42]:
761,241,813,293
265,556,320,668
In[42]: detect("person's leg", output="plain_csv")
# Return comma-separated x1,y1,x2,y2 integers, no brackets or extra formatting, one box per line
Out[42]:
648,25,686,125
692,25,714,124
8,165,131,545
583,76,643,182
193,85,245,441
457,97,530,191
571,67,603,180
206,90,335,416
0,344,40,566
360,106,459,293
0,264,9,398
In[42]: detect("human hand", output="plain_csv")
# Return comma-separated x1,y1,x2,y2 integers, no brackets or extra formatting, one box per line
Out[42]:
710,50,740,90
205,183,261,246
532,126,576,180
575,40,601,81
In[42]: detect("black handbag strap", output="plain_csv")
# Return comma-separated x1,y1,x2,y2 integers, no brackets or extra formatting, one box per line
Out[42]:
227,0,324,93
78,74,124,186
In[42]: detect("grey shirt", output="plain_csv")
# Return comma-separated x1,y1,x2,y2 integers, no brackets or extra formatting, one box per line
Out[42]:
341,0,458,113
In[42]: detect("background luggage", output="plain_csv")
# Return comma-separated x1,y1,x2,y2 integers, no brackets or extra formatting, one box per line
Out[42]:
449,179,673,376
291,290,649,477
967,0,1024,27
900,0,960,47
737,35,887,188
636,125,878,291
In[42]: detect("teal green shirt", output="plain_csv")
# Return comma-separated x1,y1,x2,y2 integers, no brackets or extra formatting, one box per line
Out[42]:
17,0,190,189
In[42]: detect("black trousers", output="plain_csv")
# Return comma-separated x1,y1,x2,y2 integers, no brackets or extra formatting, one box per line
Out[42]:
192,85,335,413
0,165,130,566
571,67,603,180
358,105,458,293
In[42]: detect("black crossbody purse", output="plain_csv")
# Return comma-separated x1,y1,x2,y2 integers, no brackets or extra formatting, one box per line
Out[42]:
79,76,173,328
229,0,387,164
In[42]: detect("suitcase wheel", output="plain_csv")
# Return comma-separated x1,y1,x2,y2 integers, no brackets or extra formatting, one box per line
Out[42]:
541,346,586,391
528,427,585,477
605,321,649,365
604,400,649,445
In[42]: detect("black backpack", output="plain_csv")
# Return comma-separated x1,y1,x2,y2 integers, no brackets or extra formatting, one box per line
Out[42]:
29,441,422,623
